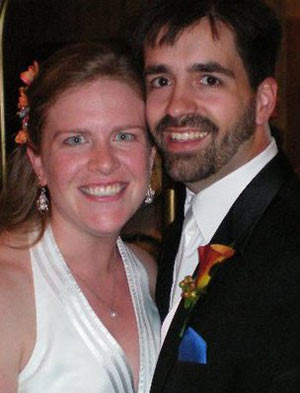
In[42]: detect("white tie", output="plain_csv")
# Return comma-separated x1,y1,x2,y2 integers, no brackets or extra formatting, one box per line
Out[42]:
169,204,202,309
182,205,200,258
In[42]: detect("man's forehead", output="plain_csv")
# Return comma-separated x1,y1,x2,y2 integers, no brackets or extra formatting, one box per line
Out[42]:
143,19,238,69
143,18,231,52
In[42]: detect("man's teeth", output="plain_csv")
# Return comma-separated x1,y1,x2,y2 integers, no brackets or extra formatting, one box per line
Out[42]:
170,131,208,141
82,184,123,197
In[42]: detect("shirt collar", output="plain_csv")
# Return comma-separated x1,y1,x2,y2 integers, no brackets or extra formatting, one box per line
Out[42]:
185,138,278,244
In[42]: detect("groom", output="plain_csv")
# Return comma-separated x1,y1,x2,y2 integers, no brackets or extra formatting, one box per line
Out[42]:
134,0,300,391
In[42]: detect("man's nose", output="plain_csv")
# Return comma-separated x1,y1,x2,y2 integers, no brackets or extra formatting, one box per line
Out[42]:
165,82,198,118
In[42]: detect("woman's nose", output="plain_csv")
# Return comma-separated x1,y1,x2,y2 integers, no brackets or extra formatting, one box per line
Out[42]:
88,144,120,175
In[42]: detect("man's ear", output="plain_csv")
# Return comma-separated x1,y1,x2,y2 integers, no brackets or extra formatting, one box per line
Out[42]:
26,146,47,186
255,77,278,126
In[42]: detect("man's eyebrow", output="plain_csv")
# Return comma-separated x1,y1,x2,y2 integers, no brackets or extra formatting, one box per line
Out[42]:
144,62,235,79
189,62,235,78
144,64,169,77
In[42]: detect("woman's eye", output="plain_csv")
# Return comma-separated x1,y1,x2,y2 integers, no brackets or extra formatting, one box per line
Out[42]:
150,76,170,88
64,135,86,146
114,132,135,142
200,75,221,86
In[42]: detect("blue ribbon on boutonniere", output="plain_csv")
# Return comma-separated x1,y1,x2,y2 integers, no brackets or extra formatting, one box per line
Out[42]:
179,244,235,338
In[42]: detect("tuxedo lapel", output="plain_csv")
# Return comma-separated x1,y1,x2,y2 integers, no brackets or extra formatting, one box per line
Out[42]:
156,184,186,320
156,214,184,320
211,152,292,251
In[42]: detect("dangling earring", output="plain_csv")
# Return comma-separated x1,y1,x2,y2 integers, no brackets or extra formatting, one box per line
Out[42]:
145,183,155,204
36,187,49,214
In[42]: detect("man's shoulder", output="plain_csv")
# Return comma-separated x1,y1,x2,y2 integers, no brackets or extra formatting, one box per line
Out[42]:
245,174,300,266
276,173,300,215
262,173,300,236
247,153,300,230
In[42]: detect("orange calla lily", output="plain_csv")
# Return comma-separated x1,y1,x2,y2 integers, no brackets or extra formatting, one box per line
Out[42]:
196,244,235,289
180,244,235,308
179,243,235,337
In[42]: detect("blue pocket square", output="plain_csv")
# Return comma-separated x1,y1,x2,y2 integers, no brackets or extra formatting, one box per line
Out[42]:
178,327,207,364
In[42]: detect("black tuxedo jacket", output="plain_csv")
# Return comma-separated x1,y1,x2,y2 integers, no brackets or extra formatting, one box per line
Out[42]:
152,152,300,393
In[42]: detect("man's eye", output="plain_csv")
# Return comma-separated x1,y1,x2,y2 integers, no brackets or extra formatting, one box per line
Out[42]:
114,132,135,142
64,135,86,145
201,75,221,86
150,77,170,88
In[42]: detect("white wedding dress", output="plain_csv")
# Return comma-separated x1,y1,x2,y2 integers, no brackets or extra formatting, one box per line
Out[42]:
18,225,160,393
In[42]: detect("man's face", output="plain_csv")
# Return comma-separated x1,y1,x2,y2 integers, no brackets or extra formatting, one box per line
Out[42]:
144,19,259,192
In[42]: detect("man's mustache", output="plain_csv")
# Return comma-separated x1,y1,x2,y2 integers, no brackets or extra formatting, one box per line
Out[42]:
154,114,218,134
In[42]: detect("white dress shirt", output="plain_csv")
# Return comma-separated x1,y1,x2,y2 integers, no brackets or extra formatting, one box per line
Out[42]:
161,138,278,344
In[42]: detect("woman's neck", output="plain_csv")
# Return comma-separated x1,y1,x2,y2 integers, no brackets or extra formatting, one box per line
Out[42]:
49,218,119,276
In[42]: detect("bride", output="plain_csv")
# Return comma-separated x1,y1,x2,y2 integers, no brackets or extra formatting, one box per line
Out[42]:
0,42,160,393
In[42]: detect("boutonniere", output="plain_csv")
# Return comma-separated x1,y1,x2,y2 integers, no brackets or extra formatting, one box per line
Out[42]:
179,244,235,337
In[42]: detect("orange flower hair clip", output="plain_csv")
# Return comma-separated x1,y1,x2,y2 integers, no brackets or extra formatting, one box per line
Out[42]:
15,61,39,145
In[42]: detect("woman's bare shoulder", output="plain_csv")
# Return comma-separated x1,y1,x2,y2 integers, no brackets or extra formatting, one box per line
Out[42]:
0,232,31,286
126,242,157,299
0,231,33,330
0,232,35,381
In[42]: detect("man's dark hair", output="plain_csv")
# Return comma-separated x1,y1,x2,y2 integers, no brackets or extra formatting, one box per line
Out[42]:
133,0,282,90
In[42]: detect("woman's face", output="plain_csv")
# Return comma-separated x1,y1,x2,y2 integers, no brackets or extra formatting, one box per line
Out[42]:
28,78,155,239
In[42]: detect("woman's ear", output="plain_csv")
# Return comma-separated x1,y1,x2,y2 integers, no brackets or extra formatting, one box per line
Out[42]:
26,146,47,186
255,77,278,126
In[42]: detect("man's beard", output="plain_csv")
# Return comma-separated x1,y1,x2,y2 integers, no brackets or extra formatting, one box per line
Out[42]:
151,98,257,183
